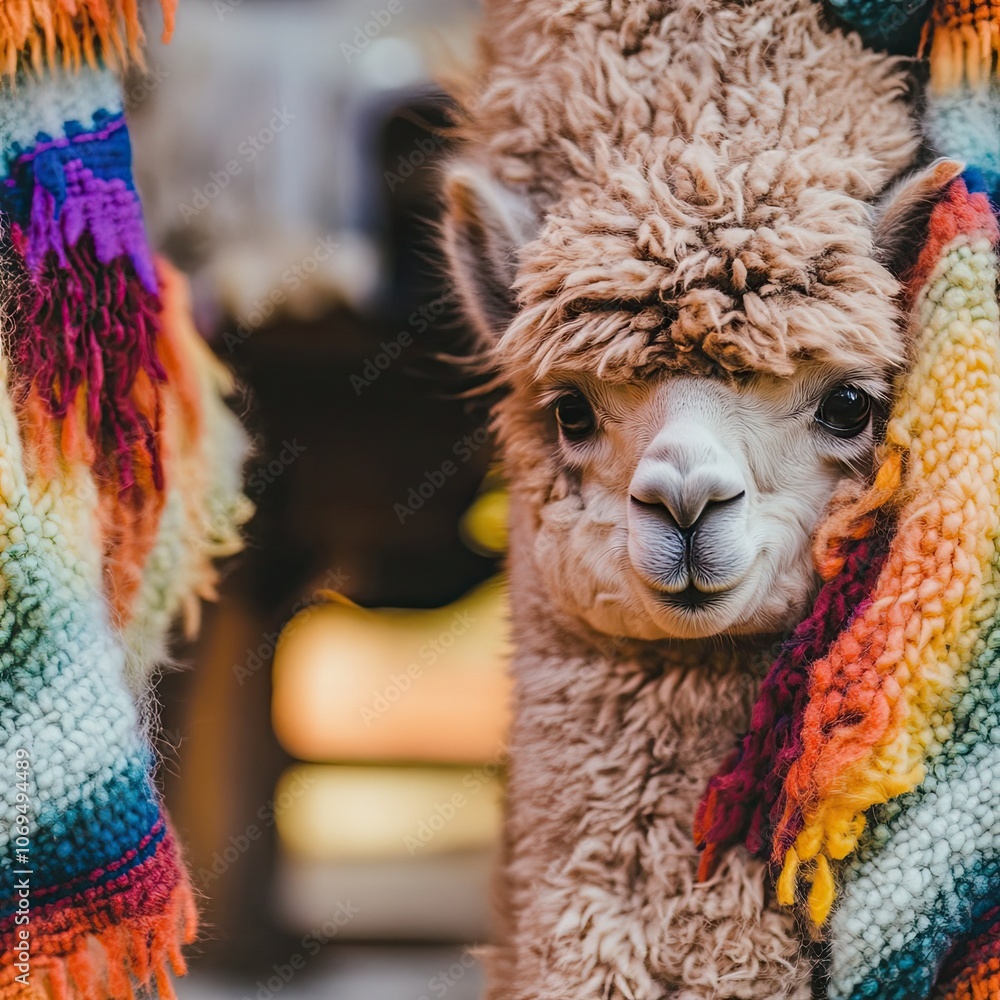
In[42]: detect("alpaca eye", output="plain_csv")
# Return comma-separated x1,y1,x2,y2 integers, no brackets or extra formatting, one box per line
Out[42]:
816,385,872,438
554,390,597,441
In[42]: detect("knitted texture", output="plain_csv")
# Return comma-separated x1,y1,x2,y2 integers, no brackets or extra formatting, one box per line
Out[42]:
825,0,934,49
698,178,1000,999
694,532,892,882
917,0,1000,199
829,1,1000,196
923,0,1000,92
0,8,249,1000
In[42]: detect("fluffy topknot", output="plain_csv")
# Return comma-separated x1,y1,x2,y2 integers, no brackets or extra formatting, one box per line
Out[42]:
448,0,924,383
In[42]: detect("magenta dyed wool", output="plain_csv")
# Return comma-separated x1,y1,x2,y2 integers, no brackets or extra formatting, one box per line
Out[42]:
695,532,890,874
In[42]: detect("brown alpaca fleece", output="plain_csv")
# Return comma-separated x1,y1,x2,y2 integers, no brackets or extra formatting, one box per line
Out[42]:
494,568,813,999
449,0,921,383
441,0,926,996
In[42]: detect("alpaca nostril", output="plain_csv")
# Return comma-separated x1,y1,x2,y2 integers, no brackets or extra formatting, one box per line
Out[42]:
630,489,746,534
630,495,693,537
680,489,746,532
705,489,746,515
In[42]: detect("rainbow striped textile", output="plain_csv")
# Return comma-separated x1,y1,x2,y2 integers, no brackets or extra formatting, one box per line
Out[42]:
0,4,249,999
695,5,1000,995
697,176,1000,999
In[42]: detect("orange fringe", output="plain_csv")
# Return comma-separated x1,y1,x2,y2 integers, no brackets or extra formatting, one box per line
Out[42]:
811,451,904,580
920,0,1000,94
99,440,168,627
153,255,227,639
155,257,205,445
0,876,196,1000
0,0,177,78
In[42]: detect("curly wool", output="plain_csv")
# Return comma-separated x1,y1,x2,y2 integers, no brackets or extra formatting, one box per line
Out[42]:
455,0,921,385
492,619,813,999
447,1,930,997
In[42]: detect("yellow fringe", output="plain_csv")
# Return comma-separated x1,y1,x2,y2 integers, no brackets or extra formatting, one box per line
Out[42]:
0,0,177,79
921,5,1000,95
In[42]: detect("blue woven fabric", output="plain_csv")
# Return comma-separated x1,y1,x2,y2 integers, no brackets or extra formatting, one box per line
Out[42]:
824,0,933,51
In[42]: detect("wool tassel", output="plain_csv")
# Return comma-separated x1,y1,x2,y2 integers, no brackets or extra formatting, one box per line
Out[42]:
0,0,177,77
693,533,891,876
0,874,197,999
12,227,166,492
920,0,1000,94
697,177,1000,997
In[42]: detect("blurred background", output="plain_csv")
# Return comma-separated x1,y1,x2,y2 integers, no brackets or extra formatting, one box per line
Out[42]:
125,1,512,996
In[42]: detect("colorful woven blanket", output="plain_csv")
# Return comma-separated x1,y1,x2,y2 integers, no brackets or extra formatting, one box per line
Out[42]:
0,4,248,999
697,2,1000,997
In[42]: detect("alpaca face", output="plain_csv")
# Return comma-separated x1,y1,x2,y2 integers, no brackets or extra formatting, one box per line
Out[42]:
511,363,886,641
442,154,961,644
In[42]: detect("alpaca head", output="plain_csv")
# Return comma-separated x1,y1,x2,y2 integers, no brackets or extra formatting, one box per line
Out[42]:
441,0,953,643
520,364,889,641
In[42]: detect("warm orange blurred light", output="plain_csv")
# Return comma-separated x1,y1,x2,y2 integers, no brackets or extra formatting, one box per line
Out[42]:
272,577,510,762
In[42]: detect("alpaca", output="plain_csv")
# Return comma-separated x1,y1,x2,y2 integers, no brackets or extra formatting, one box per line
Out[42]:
440,1,948,996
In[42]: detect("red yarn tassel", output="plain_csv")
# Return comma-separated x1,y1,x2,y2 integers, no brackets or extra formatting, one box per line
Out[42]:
12,230,166,493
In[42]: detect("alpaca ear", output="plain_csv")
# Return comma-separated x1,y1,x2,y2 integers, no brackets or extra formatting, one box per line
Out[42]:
441,163,537,344
873,158,965,277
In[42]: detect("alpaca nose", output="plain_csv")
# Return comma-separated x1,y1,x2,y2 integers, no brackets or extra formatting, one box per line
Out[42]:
630,469,746,534
629,432,747,533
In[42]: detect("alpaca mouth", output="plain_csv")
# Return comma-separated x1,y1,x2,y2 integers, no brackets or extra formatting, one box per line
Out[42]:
631,548,747,607
655,583,728,612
